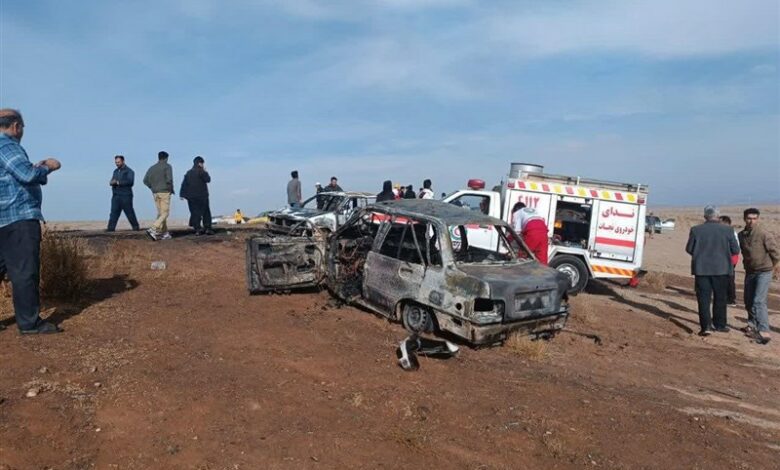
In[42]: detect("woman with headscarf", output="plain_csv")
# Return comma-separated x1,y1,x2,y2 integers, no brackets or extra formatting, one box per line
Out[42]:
376,180,395,202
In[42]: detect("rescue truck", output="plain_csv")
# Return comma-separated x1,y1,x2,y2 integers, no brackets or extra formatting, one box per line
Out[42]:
444,163,649,294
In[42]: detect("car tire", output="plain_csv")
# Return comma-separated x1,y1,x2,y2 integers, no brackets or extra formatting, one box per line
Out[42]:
549,255,589,295
402,303,435,334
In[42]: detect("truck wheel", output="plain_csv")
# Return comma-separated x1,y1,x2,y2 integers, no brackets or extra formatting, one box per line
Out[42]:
549,255,589,295
402,303,435,334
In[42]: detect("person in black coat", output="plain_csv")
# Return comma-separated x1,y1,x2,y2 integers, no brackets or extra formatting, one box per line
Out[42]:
180,156,213,235
685,205,740,335
403,185,416,199
376,180,395,202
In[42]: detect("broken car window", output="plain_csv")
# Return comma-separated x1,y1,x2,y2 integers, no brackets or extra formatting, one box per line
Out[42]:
449,224,530,264
379,217,425,265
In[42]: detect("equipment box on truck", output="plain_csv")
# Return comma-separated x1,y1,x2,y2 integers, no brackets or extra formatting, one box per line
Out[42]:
444,163,649,294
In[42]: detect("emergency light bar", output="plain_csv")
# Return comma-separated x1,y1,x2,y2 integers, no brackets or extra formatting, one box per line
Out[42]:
467,179,485,190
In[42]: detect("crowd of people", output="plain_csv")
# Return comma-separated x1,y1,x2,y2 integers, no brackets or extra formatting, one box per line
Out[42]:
285,170,437,208
108,151,215,240
0,109,778,341
686,205,779,344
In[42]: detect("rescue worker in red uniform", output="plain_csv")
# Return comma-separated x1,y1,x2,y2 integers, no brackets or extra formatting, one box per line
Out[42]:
512,202,549,265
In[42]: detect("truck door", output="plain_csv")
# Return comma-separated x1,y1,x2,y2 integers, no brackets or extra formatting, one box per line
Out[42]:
591,201,640,262
444,191,499,251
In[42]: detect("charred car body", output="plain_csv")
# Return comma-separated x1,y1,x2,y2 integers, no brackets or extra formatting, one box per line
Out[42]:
267,191,376,235
247,200,570,345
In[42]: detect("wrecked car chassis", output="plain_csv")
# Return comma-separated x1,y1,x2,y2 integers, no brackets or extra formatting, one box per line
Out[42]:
247,200,570,346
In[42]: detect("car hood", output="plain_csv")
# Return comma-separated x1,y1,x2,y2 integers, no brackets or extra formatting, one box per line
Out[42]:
457,261,564,288
457,261,570,318
271,208,327,220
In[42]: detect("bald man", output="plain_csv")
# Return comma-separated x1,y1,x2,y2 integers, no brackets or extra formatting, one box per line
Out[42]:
0,109,63,334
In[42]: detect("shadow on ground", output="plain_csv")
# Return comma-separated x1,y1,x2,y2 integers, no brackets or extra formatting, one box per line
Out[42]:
0,274,139,328
585,280,696,334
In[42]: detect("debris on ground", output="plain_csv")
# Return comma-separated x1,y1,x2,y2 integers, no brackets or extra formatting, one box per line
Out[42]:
396,335,459,371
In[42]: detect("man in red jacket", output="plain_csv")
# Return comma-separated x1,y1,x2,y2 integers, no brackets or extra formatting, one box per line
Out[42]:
511,202,549,265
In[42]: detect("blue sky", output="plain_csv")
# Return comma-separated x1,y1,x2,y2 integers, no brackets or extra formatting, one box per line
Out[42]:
1,0,778,220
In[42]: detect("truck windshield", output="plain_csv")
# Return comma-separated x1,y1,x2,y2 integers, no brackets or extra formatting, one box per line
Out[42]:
449,224,532,264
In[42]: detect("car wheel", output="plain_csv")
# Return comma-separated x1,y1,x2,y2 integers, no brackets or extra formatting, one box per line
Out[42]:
549,255,589,295
402,303,435,334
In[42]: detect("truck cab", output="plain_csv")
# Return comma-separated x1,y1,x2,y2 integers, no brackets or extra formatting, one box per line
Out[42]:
444,164,649,294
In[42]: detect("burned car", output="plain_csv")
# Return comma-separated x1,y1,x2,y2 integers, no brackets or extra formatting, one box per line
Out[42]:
267,191,376,235
247,200,570,345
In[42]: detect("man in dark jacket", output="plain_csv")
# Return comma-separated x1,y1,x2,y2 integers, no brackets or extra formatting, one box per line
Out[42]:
685,205,740,336
403,185,416,199
107,155,140,232
180,156,213,235
376,180,395,202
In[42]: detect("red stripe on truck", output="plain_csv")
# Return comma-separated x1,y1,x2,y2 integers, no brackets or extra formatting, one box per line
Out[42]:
595,237,636,248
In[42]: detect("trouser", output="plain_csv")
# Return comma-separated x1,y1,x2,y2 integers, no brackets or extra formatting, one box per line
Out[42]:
727,269,737,304
694,275,729,331
151,192,171,233
186,197,212,231
107,194,139,231
0,220,43,330
523,224,549,265
744,271,772,332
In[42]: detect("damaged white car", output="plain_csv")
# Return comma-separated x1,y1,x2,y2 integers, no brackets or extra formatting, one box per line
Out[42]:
247,200,570,345
267,191,376,235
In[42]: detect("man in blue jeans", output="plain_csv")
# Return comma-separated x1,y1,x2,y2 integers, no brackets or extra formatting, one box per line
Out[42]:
0,109,63,334
738,208,779,344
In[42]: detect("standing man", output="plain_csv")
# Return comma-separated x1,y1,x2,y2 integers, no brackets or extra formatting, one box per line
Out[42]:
685,206,740,336
418,179,434,199
738,208,779,344
0,109,62,334
322,176,343,193
511,202,549,265
287,170,302,208
180,156,213,235
107,155,140,232
719,215,740,306
143,151,174,240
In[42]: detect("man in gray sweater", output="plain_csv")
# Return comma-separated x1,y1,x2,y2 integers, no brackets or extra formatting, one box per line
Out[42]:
686,205,740,336
143,151,174,240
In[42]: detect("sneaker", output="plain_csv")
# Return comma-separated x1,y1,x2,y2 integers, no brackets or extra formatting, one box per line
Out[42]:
146,228,159,241
698,329,711,337
160,232,173,240
204,229,215,235
714,326,730,333
20,322,63,335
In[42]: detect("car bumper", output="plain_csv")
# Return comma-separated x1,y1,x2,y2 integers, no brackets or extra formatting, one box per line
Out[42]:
434,309,569,346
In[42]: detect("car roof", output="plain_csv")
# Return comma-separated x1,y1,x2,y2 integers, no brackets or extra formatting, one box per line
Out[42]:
369,199,507,226
318,191,376,198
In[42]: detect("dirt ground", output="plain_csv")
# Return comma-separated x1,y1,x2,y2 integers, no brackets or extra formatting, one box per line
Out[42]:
1,207,779,469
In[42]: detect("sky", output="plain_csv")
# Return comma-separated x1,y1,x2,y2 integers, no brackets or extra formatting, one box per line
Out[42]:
0,0,778,221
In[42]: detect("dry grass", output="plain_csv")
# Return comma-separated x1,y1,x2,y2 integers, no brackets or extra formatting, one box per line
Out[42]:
504,333,548,361
40,230,90,302
642,271,668,292
569,295,595,325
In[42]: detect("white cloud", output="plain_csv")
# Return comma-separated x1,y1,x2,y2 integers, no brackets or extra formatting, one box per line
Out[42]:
485,0,778,57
